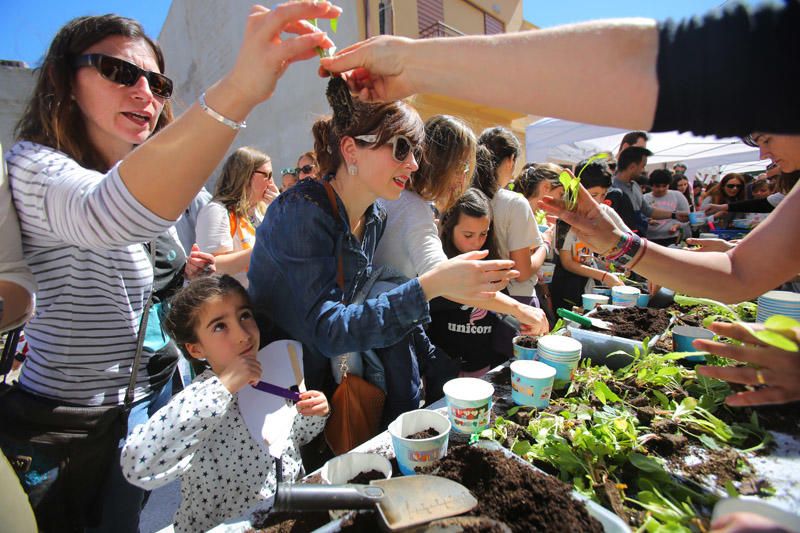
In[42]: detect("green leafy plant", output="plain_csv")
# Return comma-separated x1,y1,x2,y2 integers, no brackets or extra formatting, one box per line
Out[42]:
559,152,611,211
740,315,800,352
306,1,339,58
534,209,548,225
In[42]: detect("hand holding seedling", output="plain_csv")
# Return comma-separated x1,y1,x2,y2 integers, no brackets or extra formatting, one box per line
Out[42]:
695,319,800,406
539,185,622,256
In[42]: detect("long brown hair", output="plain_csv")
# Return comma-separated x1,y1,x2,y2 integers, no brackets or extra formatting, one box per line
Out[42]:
15,14,173,173
440,188,499,260
212,147,271,218
709,173,746,204
411,115,476,211
313,80,424,178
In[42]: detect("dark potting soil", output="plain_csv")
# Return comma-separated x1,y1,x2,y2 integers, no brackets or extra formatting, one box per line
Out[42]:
590,307,671,340
514,335,538,349
347,469,386,484
406,427,440,439
250,510,331,533
418,445,603,533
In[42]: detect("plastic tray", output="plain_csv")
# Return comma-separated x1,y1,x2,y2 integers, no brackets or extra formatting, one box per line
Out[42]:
711,229,748,240
566,305,670,370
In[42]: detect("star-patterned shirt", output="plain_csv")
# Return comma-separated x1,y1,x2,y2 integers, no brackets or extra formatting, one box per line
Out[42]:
121,370,326,532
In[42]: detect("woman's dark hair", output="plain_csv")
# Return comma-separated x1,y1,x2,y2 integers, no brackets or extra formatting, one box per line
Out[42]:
513,162,563,200
670,174,693,205
15,14,173,173
313,78,424,177
440,188,499,260
473,126,520,198
648,169,673,186
163,274,250,345
709,172,746,204
776,170,800,194
574,158,612,190
411,115,476,210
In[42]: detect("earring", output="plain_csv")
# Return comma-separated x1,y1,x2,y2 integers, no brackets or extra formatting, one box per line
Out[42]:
347,162,358,176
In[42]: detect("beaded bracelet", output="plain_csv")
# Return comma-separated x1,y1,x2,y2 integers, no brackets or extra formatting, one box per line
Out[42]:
198,92,247,130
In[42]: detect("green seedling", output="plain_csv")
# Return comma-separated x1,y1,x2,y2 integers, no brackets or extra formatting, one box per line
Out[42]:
305,1,339,58
559,152,611,211
740,315,800,352
534,209,548,225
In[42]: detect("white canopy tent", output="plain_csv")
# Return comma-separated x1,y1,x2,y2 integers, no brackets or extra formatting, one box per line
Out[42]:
525,118,763,181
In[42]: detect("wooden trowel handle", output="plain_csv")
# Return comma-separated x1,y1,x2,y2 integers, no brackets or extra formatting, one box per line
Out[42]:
273,483,384,512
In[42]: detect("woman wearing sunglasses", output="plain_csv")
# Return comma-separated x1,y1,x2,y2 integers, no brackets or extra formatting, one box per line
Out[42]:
296,151,321,181
3,2,339,530
196,147,278,288
699,173,746,229
248,90,521,425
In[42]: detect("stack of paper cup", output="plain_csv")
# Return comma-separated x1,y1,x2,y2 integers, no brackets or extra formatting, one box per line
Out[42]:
535,335,582,389
756,291,800,323
611,286,640,308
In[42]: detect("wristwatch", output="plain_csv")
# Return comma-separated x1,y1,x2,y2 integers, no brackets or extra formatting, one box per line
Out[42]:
671,211,677,219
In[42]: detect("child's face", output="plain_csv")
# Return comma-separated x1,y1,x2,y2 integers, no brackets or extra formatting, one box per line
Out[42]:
452,213,490,254
185,292,260,375
586,186,608,203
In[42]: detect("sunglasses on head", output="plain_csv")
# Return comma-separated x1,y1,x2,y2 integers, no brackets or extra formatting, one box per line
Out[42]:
354,134,421,163
280,167,297,176
73,53,173,99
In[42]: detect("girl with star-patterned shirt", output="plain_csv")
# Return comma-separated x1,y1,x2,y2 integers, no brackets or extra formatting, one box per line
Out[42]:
121,275,329,533
428,189,507,376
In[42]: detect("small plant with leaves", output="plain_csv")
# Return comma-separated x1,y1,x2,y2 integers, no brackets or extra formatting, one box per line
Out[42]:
559,152,611,211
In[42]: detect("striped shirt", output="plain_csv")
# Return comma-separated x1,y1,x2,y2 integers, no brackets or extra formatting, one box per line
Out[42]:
6,142,174,406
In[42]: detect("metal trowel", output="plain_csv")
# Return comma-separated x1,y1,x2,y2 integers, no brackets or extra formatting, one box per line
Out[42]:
273,475,477,531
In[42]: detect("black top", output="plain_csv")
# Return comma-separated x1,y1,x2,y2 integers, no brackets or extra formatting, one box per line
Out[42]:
428,298,500,372
653,1,800,137
726,197,774,213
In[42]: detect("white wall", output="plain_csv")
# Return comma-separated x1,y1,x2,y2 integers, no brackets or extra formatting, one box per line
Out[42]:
158,0,361,189
0,65,36,153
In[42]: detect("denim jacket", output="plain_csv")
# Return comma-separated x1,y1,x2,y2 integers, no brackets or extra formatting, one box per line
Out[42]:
248,178,431,392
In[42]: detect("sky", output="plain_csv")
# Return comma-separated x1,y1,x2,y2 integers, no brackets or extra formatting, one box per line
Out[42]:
0,0,762,67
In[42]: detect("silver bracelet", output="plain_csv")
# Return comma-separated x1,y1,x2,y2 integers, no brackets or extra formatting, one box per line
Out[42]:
198,92,246,130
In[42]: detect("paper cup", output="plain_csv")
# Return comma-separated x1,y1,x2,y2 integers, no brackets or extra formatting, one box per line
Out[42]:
591,286,612,297
535,335,582,389
582,294,609,310
539,262,555,284
699,232,717,239
442,378,494,434
689,212,707,225
672,325,715,362
512,335,538,360
636,293,650,308
611,286,640,308
538,224,549,235
388,410,450,475
321,453,392,485
510,360,556,408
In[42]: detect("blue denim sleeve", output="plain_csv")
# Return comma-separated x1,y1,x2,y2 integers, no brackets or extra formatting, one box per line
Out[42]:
248,192,430,359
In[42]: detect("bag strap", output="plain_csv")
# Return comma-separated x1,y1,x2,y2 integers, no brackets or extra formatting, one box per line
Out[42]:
124,241,156,408
0,326,22,381
322,180,345,292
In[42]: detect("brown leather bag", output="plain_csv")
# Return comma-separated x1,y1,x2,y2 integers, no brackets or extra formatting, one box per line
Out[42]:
321,180,386,455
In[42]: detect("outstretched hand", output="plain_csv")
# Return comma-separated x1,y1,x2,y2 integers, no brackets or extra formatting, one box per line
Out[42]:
419,250,519,301
319,35,418,102
225,1,341,108
695,321,800,407
538,179,623,255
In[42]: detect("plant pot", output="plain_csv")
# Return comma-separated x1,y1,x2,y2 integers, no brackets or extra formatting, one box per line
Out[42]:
442,378,494,434
388,410,451,475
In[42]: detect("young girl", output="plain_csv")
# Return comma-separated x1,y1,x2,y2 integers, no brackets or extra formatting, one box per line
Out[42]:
428,189,505,376
121,275,329,533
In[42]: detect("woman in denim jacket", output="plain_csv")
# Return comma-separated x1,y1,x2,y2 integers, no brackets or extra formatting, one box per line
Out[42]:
248,85,519,423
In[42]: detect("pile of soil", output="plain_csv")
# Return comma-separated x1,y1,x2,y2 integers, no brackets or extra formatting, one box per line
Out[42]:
406,427,440,439
514,336,538,348
590,307,671,340
347,469,386,484
251,510,331,532
418,445,603,533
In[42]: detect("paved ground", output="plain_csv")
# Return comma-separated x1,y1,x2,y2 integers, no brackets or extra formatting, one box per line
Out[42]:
140,480,181,533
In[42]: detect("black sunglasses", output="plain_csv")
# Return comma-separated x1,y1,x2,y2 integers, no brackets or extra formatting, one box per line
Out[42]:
73,54,173,99
253,170,273,180
295,164,316,175
355,134,421,163
725,183,742,189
